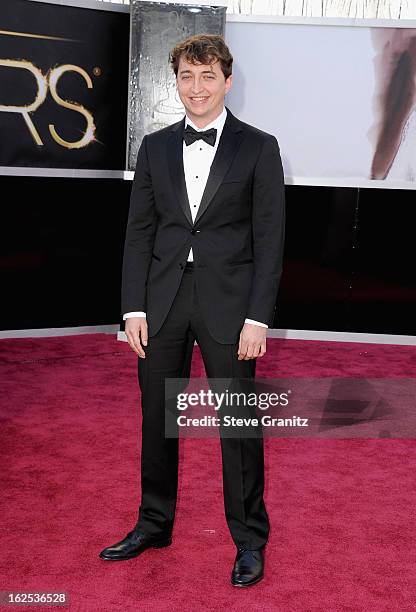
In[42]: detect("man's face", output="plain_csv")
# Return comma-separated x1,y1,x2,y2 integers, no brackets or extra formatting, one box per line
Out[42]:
176,55,233,127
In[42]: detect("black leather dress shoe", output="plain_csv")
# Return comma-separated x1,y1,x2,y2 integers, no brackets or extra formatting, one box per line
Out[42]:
99,529,172,561
231,547,265,587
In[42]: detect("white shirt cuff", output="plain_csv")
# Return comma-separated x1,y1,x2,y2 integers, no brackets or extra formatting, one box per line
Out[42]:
244,318,268,328
122,313,266,328
123,312,146,320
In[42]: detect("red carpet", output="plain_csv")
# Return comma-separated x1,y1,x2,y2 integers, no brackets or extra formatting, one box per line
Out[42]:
1,333,415,611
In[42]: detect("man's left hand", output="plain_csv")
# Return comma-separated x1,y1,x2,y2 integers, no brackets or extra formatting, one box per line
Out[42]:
238,323,267,360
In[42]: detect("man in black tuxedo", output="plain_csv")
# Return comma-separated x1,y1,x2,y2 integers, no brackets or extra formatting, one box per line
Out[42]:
100,34,285,587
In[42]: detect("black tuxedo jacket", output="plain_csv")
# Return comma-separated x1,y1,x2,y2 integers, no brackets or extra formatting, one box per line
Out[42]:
121,106,285,344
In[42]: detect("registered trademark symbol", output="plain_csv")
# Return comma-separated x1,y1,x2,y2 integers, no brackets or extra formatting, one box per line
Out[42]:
93,66,101,77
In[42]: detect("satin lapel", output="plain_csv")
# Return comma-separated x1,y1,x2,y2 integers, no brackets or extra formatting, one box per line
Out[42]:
194,121,243,225
167,116,193,227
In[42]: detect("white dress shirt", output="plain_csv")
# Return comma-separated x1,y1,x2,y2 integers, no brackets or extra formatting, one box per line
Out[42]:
123,106,267,328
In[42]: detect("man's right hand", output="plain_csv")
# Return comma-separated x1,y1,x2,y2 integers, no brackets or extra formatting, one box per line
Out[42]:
125,317,148,358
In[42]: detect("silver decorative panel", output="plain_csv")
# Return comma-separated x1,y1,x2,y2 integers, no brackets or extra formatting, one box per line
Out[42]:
102,0,416,19
227,0,416,18
128,1,226,169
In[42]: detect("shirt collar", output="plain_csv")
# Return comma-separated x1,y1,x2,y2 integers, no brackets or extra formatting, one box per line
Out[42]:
184,106,227,135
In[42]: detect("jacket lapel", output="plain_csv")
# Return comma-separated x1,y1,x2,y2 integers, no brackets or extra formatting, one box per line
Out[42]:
168,115,192,226
167,106,244,227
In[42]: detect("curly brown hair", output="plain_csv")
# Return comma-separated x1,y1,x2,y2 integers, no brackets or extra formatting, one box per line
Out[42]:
169,34,233,80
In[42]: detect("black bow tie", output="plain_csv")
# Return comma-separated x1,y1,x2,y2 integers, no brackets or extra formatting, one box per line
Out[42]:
183,124,217,147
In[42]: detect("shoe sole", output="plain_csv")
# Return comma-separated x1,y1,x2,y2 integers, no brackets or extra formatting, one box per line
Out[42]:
99,538,172,561
231,573,264,587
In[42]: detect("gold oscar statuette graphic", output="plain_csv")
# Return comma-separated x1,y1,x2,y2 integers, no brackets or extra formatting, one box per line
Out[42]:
0,59,96,149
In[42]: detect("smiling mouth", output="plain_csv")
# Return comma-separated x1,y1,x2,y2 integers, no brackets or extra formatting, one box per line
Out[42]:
190,96,209,104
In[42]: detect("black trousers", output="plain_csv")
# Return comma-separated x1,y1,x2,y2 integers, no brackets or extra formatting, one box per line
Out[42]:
135,262,270,549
